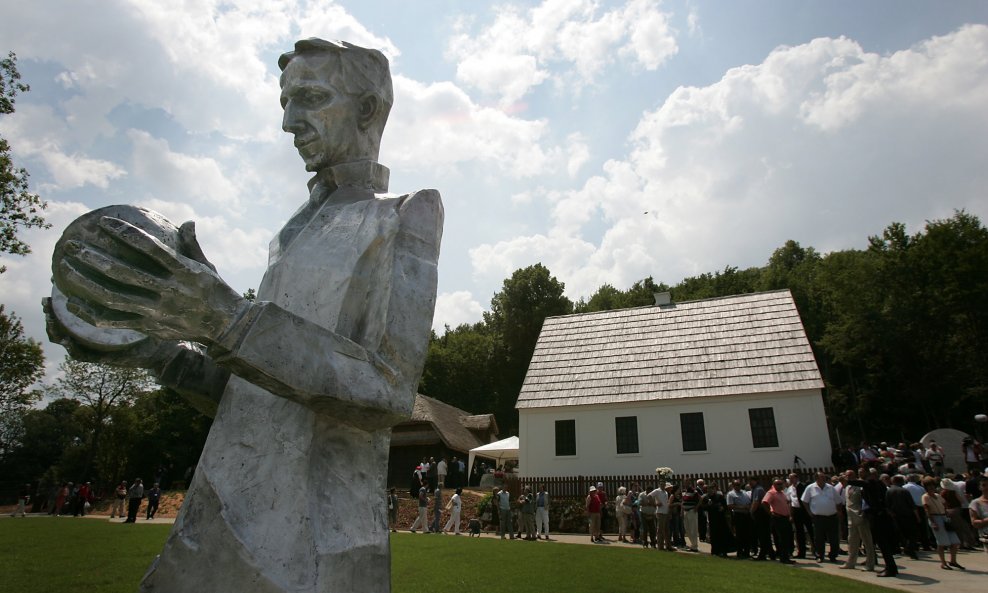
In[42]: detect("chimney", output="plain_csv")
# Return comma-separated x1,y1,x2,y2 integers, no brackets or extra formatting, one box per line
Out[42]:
653,291,671,306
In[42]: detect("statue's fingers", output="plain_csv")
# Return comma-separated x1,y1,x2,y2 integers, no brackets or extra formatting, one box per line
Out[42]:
98,216,182,273
64,240,166,293
64,295,145,330
58,259,158,315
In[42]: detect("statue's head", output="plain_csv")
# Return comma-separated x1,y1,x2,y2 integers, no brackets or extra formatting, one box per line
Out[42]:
278,39,393,171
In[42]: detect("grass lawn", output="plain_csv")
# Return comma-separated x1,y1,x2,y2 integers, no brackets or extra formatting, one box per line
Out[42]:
0,519,897,593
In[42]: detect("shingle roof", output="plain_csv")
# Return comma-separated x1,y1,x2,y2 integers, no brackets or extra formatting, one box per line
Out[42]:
516,289,824,409
405,394,498,453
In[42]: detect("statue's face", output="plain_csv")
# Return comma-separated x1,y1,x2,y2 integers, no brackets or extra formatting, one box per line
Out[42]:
280,54,362,171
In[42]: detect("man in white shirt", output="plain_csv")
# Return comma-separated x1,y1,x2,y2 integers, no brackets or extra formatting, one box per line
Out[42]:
801,471,841,563
649,484,672,550
437,457,447,488
925,441,945,476
535,484,551,540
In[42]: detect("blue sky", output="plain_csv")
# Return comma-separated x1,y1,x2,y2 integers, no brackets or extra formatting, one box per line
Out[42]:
2,1,988,380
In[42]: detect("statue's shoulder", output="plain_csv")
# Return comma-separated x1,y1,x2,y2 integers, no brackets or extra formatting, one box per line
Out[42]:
391,189,443,230
388,189,443,256
392,189,442,219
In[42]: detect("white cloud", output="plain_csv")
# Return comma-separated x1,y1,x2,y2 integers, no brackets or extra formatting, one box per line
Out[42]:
384,76,566,178
469,232,595,284
0,1,397,144
127,129,241,210
433,291,485,332
469,25,988,299
447,0,678,105
454,53,548,107
0,104,126,191
565,132,590,177
687,5,701,38
39,152,126,190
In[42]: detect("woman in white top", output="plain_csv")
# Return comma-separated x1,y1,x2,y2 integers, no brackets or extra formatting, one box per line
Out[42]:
443,488,463,535
922,477,963,570
616,486,629,542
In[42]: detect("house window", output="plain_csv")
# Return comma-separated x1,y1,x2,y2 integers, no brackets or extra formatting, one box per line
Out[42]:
555,419,576,456
749,407,779,448
680,412,706,452
615,416,639,454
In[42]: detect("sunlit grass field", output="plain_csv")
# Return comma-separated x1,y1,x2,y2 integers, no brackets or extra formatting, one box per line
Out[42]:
0,518,897,593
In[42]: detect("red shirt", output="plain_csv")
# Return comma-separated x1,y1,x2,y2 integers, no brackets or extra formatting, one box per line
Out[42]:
586,493,601,513
762,487,791,517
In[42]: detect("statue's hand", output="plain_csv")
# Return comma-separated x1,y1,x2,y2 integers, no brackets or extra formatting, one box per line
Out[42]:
56,216,249,346
43,295,181,373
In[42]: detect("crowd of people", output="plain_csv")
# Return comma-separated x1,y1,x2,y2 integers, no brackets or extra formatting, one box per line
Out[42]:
395,439,988,580
401,455,469,535
9,478,162,522
579,438,988,578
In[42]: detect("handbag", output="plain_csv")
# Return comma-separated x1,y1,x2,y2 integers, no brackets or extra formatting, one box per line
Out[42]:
943,517,954,531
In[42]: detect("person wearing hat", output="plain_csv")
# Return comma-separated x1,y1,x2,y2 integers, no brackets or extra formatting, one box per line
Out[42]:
409,465,423,497
587,485,602,542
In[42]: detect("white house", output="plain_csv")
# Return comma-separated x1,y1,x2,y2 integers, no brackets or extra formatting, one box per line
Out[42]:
516,289,832,477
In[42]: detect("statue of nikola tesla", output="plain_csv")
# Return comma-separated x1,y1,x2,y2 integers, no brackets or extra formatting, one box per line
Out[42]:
44,39,443,593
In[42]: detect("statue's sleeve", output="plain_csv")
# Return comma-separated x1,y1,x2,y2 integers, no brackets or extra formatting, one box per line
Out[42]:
208,190,444,431
156,345,230,418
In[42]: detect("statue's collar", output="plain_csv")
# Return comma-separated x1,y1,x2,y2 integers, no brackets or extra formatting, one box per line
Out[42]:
307,160,390,198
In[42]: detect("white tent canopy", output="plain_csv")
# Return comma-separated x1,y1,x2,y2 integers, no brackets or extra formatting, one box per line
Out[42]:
468,436,520,477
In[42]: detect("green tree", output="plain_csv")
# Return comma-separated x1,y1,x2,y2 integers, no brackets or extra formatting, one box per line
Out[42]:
574,277,670,313
128,387,212,488
574,283,622,313
621,277,670,308
814,212,988,440
419,323,498,415
671,265,761,302
484,264,573,433
0,305,44,459
50,359,154,482
1,51,49,272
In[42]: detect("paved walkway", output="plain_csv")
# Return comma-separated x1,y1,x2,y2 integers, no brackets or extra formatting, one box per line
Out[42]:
9,514,985,591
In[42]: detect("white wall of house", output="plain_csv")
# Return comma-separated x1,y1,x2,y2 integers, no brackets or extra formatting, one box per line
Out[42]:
518,389,832,477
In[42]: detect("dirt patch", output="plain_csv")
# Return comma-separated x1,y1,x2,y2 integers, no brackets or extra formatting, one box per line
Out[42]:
15,488,489,528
